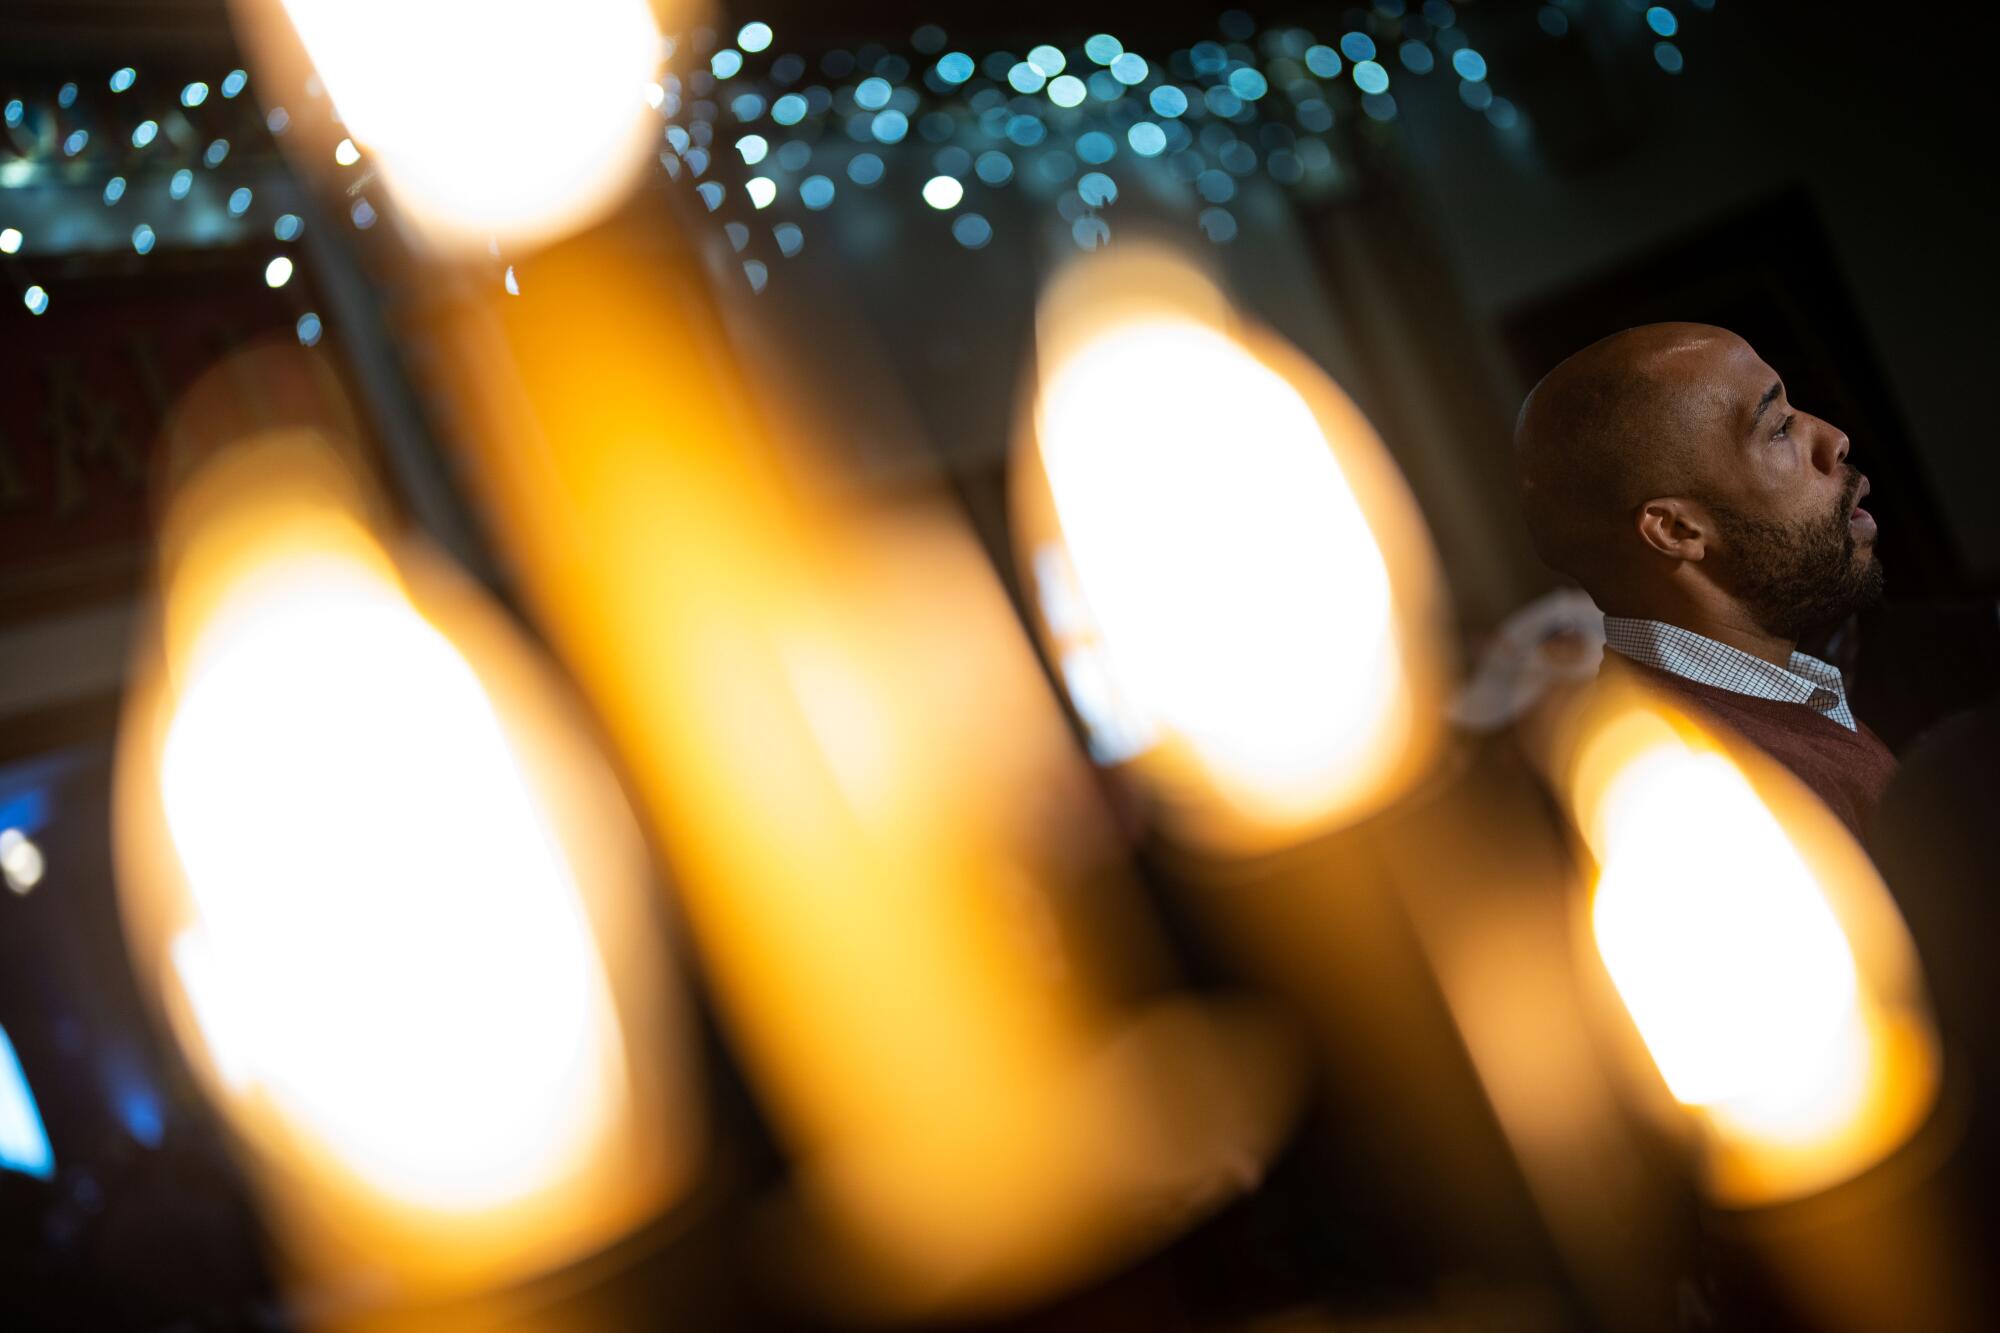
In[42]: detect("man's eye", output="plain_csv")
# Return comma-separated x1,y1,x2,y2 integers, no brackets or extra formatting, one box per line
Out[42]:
1774,414,1794,439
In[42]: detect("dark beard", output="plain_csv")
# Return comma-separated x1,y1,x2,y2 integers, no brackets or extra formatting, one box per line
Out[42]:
1704,480,1884,641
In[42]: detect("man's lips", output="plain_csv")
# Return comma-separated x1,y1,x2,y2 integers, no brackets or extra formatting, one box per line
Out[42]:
1849,477,1877,534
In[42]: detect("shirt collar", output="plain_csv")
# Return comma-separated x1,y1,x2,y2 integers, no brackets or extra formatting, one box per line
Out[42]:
1601,616,1857,731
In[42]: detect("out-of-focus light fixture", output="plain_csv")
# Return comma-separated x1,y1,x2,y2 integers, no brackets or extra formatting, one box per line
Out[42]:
245,0,664,252
431,240,1299,1320
114,422,699,1302
1012,245,1453,851
1556,679,1939,1206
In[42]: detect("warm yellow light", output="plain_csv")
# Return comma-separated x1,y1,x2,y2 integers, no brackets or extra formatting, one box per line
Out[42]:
427,239,1300,1320
266,0,662,251
115,429,696,1301
1563,687,1938,1205
1592,744,1864,1117
160,554,624,1213
1017,247,1451,848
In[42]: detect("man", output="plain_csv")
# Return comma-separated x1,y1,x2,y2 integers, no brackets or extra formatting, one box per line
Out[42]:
1514,322,1895,835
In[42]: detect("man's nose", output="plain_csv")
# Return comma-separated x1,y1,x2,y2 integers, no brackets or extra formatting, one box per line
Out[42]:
1812,420,1850,475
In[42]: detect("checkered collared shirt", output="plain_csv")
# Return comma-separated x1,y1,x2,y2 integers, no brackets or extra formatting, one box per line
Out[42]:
1602,616,1858,732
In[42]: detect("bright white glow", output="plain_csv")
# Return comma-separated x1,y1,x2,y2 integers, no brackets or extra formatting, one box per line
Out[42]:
0,829,44,893
735,133,768,165
0,1023,54,1179
642,80,665,109
737,20,773,53
745,176,776,209
1036,318,1401,821
0,228,20,254
158,553,627,1211
1592,744,1865,1121
277,0,663,250
22,285,47,316
264,255,294,288
334,136,361,166
921,174,963,209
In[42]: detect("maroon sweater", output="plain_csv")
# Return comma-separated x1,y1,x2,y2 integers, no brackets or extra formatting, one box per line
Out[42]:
1609,657,1900,839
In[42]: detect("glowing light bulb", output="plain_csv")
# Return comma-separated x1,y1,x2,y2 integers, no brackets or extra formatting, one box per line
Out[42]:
1016,247,1451,848
1561,685,1940,1204
114,420,698,1300
267,0,662,251
158,559,624,1212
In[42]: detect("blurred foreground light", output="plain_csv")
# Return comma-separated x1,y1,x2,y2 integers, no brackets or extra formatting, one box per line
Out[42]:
114,418,698,1302
437,239,1299,1320
1558,679,1939,1206
263,255,293,287
0,829,44,894
248,0,663,252
0,1023,55,1179
0,227,20,254
1013,246,1453,850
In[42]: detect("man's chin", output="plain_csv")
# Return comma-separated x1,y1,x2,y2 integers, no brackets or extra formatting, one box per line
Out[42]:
1854,553,1887,608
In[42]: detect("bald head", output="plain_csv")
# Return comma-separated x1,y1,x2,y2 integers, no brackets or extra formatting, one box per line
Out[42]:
1514,322,1746,599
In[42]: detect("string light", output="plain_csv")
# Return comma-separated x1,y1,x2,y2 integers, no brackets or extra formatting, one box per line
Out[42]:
629,1,1624,288
0,2,1706,302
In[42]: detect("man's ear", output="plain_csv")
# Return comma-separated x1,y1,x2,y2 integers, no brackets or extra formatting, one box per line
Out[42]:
1635,498,1708,561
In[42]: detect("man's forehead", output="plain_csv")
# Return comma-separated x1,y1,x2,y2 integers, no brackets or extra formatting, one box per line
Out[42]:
1643,332,1774,416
